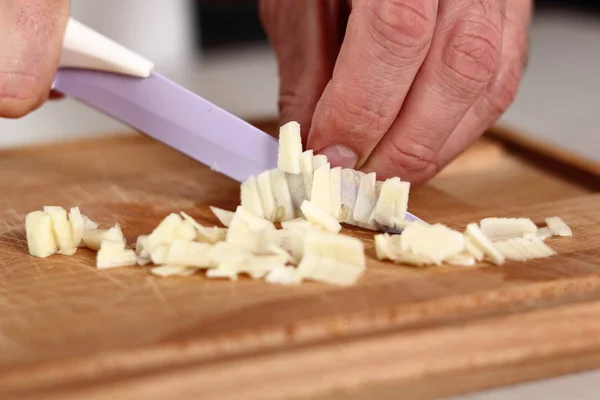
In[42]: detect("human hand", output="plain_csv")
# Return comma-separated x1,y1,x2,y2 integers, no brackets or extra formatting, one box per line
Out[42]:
0,0,70,118
261,0,531,184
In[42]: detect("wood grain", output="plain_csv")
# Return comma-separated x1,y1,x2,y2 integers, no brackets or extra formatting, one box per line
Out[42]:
1,122,599,399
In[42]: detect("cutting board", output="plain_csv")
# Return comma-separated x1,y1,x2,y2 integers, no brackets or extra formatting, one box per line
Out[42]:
1,121,600,400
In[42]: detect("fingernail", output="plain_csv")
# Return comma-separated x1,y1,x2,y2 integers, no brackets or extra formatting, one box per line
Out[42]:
319,145,358,169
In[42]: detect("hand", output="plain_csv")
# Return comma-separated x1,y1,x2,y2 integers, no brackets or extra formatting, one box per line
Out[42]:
0,0,70,118
261,0,532,184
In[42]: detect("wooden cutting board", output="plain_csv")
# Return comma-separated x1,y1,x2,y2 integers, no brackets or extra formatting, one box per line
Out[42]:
1,121,600,400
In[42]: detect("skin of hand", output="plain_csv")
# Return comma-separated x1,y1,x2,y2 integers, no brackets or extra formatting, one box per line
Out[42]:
0,0,70,118
261,0,532,185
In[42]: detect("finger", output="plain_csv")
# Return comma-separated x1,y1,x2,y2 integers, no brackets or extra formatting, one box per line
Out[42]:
0,0,70,118
436,0,532,168
363,0,505,184
260,0,347,144
306,0,439,168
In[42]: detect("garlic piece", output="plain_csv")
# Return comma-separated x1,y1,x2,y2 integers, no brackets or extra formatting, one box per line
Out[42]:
277,121,303,174
26,211,58,258
300,200,342,233
545,216,572,237
209,206,235,227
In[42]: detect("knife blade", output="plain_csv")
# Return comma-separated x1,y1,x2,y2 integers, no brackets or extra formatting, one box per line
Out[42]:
53,69,279,183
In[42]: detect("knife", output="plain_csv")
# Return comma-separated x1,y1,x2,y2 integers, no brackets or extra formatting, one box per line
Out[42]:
52,18,425,227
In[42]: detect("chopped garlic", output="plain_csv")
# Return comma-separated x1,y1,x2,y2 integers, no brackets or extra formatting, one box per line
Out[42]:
82,224,125,251
299,150,315,198
240,176,265,218
286,172,306,214
150,265,197,277
311,163,332,215
265,265,302,285
370,178,410,227
173,220,196,241
26,211,58,258
353,172,377,224
535,227,553,240
297,253,364,286
181,211,227,244
207,242,252,264
303,230,365,267
165,240,213,268
374,233,396,261
494,236,556,261
339,168,360,224
206,264,239,280
209,206,235,227
312,154,328,170
269,169,295,221
226,215,262,252
399,223,464,265
328,167,342,220
82,215,99,230
69,207,84,248
257,170,277,221
464,237,485,261
545,216,572,237
43,206,73,251
135,235,149,257
150,244,170,264
234,205,275,231
147,213,182,250
446,253,476,267
480,217,537,242
300,200,342,233
236,255,289,279
97,239,136,269
277,121,303,174
465,223,505,266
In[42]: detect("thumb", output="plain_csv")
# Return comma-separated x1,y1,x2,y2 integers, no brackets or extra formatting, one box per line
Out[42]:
260,0,347,144
0,0,70,118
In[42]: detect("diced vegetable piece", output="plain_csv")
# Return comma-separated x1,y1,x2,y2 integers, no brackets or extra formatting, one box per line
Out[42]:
269,169,295,221
226,215,262,252
257,170,277,221
330,167,342,219
370,178,410,227
303,230,365,267
465,223,505,266
208,242,252,264
479,217,537,241
311,163,332,215
150,244,170,264
353,172,377,224
265,265,302,285
206,264,239,281
297,253,364,286
300,200,342,233
165,240,213,268
464,237,485,261
445,253,476,266
181,211,227,244
69,207,85,248
545,216,572,237
400,223,464,265
281,218,320,231
82,224,125,251
286,172,306,214
26,211,58,258
209,206,235,227
339,169,360,224
299,150,315,198
241,176,265,218
234,206,276,231
97,240,136,269
174,220,196,241
312,154,328,169
135,235,149,256
277,121,303,174
150,265,197,277
535,227,553,240
43,206,73,251
147,213,182,250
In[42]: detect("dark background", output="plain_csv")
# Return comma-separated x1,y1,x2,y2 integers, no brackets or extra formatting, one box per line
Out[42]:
193,0,600,52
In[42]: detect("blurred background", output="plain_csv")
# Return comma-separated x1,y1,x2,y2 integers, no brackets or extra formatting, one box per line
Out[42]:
0,0,599,167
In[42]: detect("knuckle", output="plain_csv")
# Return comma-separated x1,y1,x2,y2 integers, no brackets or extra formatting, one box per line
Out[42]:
386,135,439,177
325,85,397,142
484,62,523,115
440,16,502,89
365,0,436,52
0,72,45,118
